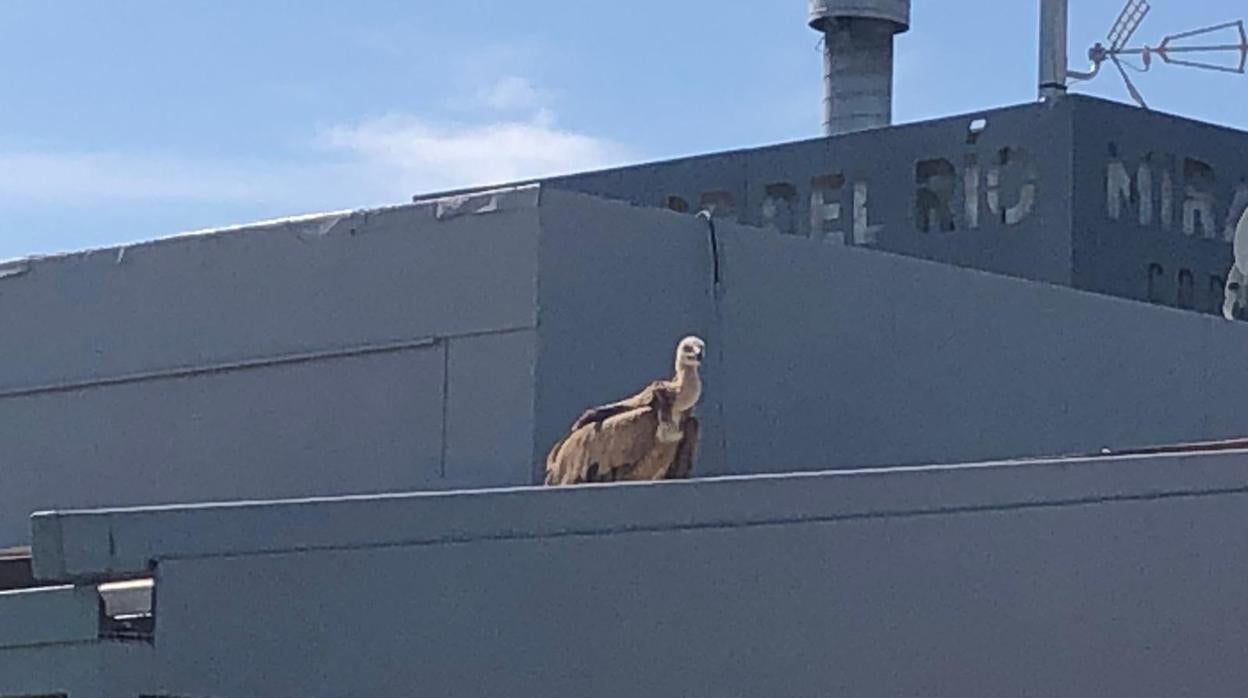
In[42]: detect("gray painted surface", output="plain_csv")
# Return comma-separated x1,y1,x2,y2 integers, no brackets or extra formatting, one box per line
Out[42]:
0,191,543,546
0,585,96,648
1070,97,1248,313
1,74,1247,698
27,448,1248,581
547,95,1248,317
17,452,1248,697
0,642,150,698
535,190,1248,481
549,100,1077,286
2,344,444,531
0,585,150,698
0,328,541,545
11,182,1248,548
534,192,722,483
0,192,540,392
444,329,539,489
152,496,1248,697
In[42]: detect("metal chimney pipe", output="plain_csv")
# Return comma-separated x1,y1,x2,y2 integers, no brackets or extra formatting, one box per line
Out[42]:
1038,0,1070,100
808,0,911,136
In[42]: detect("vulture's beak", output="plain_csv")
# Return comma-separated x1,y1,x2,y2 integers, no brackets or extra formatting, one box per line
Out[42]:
694,348,705,362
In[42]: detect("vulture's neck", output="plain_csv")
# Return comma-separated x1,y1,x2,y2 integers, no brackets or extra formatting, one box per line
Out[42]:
670,363,702,414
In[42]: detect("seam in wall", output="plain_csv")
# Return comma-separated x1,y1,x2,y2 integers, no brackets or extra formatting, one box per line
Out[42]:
0,325,534,400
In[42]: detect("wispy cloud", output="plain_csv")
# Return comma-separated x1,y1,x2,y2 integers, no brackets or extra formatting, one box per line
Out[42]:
326,73,632,196
0,75,635,211
318,109,630,195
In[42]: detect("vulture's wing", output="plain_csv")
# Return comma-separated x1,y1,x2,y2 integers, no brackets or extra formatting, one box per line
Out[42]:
666,415,699,480
566,381,672,433
545,406,663,485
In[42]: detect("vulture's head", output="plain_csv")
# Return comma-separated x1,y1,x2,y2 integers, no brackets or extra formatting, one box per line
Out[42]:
675,335,706,370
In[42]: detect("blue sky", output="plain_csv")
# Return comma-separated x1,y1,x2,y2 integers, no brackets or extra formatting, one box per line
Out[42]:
1,0,1245,260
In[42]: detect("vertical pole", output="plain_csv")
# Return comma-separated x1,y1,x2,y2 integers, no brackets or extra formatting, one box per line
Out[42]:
1039,0,1069,100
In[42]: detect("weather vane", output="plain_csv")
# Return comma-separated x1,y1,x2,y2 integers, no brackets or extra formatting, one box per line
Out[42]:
1067,0,1248,109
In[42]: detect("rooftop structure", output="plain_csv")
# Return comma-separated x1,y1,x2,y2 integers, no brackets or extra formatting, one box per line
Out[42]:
3,3,1248,696
807,0,911,135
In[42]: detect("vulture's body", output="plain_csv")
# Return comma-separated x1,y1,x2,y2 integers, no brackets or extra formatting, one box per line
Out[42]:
544,337,704,486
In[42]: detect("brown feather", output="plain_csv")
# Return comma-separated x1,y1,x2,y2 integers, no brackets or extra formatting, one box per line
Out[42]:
544,405,699,485
627,414,699,480
667,416,699,479
566,380,675,432
544,336,705,486
545,406,660,485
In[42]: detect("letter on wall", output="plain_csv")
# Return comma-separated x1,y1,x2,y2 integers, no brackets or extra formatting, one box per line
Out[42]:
915,159,957,233
810,174,845,244
762,183,799,236
987,147,1036,225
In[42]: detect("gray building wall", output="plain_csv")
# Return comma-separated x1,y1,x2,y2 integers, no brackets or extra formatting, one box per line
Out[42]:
4,90,1248,696
1070,97,1248,313
534,189,1248,481
0,195,539,391
549,99,1077,287
533,191,722,482
0,190,543,546
9,185,1248,547
0,585,151,698
0,642,150,698
543,95,1248,317
17,451,1248,697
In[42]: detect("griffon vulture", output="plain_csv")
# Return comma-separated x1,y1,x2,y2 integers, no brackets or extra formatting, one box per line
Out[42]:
1224,206,1248,320
544,336,705,486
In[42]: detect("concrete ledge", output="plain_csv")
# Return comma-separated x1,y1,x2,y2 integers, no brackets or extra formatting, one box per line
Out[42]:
30,449,1248,582
0,585,98,649
0,641,152,697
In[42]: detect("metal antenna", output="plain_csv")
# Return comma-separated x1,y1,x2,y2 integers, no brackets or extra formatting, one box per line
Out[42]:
1107,0,1150,53
1068,0,1248,109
